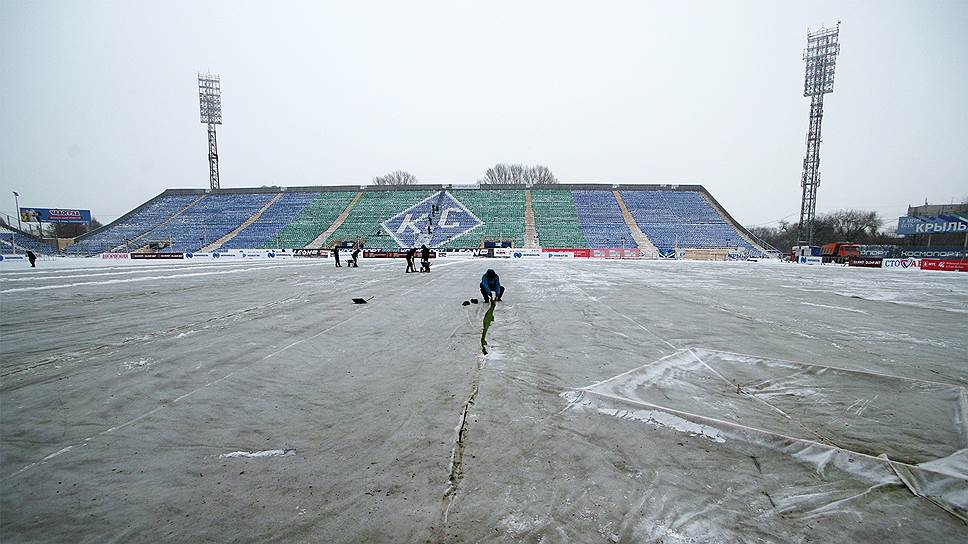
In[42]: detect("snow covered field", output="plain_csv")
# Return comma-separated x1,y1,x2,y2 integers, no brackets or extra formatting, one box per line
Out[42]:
1,257,967,542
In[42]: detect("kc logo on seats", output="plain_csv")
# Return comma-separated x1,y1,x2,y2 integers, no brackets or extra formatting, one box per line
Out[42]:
382,192,482,248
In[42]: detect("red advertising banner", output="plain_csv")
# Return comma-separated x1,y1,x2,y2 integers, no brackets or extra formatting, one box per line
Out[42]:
920,259,968,272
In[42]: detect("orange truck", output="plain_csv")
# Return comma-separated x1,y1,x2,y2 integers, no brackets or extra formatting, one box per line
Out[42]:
820,242,861,263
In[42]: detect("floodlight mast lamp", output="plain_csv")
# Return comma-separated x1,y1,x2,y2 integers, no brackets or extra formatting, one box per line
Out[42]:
198,73,222,191
797,23,841,246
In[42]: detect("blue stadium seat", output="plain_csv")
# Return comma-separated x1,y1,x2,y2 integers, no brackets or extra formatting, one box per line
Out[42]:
0,224,53,255
220,192,320,250
572,191,635,248
141,193,275,252
620,191,763,256
64,194,199,255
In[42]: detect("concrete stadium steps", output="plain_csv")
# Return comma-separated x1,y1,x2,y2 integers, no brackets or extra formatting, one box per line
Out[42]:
441,189,525,248
613,191,659,255
306,192,363,249
523,191,539,248
200,193,284,252
266,192,359,249
530,190,588,248
323,190,435,248
216,192,322,250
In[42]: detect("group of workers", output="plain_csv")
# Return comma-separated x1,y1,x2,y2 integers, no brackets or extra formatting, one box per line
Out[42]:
329,238,506,302
332,238,363,268
405,245,431,273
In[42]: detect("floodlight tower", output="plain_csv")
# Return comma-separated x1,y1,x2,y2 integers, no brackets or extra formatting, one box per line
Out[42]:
797,23,841,246
198,73,222,190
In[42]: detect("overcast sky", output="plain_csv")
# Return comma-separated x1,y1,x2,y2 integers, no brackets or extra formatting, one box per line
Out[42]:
1,0,966,228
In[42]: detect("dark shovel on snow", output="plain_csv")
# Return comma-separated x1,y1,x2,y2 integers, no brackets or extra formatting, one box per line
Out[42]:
352,297,374,304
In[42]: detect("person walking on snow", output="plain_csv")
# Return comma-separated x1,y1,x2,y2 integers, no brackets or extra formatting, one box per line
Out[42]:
333,242,341,267
26,250,37,268
405,247,416,273
480,269,505,302
420,244,430,273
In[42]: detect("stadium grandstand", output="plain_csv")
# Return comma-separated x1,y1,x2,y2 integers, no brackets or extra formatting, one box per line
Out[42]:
60,184,767,257
0,223,53,255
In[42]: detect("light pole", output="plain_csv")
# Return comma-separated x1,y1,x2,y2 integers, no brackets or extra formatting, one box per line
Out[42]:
13,191,21,230
198,73,222,190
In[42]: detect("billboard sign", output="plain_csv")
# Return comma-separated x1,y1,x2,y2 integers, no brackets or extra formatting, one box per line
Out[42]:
19,207,92,224
896,215,968,235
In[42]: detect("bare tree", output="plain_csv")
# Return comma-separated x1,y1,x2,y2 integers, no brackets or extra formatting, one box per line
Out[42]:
44,217,103,238
479,164,518,184
479,163,557,185
821,210,883,241
747,209,898,253
523,165,557,185
373,170,418,186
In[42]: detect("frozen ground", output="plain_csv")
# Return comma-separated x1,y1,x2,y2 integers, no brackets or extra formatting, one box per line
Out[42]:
1,257,967,543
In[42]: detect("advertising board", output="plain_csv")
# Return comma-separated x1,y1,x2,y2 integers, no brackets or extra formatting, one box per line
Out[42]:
590,248,640,259
294,249,330,257
882,258,921,270
847,257,883,268
510,249,542,259
893,247,967,259
796,256,823,265
19,207,92,224
543,251,574,259
130,252,184,260
100,252,130,259
920,259,968,272
896,215,968,235
857,245,893,258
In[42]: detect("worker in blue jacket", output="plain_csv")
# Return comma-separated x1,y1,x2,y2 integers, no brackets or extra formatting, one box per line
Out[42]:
480,269,505,302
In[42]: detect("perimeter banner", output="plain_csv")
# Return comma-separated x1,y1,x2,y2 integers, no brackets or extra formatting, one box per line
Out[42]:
130,252,184,260
882,258,921,270
847,257,883,268
920,259,968,272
